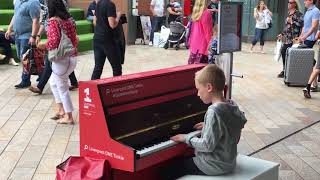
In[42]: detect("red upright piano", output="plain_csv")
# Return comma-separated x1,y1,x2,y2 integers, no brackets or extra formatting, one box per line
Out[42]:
79,64,207,179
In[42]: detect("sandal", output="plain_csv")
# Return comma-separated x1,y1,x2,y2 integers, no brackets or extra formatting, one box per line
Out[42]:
57,119,74,125
50,114,64,120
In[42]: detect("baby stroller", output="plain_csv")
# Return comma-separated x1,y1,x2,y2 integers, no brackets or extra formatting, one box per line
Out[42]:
164,17,187,50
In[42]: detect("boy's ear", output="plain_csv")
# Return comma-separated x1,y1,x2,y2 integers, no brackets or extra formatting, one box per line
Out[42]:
207,83,213,93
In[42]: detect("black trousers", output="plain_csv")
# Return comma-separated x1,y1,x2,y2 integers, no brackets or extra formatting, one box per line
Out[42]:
0,32,14,59
280,43,292,70
91,39,122,80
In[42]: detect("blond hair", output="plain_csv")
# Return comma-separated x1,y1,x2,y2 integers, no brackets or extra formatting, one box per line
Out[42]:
195,65,225,92
293,0,301,11
191,0,210,21
256,0,266,11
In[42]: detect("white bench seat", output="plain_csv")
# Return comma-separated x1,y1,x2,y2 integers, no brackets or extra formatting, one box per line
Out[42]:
178,154,279,180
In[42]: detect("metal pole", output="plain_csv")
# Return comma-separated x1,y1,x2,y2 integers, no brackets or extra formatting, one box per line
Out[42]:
228,52,233,99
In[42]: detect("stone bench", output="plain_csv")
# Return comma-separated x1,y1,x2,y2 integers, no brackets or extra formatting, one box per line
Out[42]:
177,154,279,180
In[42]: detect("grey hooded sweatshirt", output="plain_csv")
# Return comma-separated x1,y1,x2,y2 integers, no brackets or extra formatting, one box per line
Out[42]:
185,99,247,175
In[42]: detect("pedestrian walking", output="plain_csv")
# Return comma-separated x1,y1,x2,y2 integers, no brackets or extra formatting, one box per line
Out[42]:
91,0,122,79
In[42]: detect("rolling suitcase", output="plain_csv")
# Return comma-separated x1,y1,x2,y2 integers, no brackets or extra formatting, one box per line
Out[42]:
284,47,314,86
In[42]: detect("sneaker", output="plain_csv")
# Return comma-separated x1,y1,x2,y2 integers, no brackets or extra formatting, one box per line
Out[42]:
310,86,318,92
277,71,284,78
303,88,311,98
8,58,19,66
148,42,153,46
0,54,6,60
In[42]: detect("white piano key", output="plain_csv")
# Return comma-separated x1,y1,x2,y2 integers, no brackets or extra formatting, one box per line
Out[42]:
137,130,201,158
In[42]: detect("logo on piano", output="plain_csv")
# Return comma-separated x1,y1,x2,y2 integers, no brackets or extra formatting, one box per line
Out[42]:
84,88,92,103
171,124,180,130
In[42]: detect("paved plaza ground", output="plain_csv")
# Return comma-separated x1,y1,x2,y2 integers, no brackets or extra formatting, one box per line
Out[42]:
0,42,320,180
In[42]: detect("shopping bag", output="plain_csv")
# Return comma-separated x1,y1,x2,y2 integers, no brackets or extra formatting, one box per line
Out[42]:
158,26,170,48
22,46,45,75
153,32,161,47
56,156,111,180
273,40,282,62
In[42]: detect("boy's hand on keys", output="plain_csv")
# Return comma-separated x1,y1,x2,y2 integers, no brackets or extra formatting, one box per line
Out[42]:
194,122,204,130
170,134,186,142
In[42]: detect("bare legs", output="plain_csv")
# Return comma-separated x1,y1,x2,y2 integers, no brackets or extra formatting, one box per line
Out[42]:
303,67,320,98
52,103,74,124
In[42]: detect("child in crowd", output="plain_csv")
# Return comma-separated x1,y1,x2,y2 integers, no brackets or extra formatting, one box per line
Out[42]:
170,65,247,178
207,0,220,25
167,0,183,24
208,25,218,64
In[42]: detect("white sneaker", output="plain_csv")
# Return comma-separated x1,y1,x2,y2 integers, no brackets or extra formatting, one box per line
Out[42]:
148,42,153,46
0,54,6,60
8,58,19,66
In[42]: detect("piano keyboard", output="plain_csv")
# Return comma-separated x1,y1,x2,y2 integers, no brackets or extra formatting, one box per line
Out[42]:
136,130,201,158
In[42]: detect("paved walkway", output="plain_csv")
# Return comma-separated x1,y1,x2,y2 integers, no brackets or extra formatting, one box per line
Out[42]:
0,42,319,180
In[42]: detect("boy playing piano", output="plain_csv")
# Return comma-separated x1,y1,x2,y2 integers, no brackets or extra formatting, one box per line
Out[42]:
170,64,247,177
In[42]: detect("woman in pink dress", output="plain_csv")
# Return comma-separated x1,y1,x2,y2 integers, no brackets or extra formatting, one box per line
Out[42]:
188,0,213,64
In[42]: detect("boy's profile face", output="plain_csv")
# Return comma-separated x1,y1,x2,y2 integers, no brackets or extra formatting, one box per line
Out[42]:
195,80,213,104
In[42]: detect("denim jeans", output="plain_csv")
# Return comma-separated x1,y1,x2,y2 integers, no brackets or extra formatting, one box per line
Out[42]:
0,32,14,59
303,40,316,48
252,28,266,46
86,15,94,21
150,16,165,43
16,38,31,85
91,39,122,80
37,56,78,91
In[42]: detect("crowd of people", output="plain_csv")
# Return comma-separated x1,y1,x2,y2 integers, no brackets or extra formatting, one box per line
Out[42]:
0,0,319,174
0,0,128,124
3,0,320,178
2,0,78,124
271,0,320,99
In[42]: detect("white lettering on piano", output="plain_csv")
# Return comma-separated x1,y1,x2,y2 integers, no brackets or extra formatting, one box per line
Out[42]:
84,88,92,103
84,145,125,161
109,83,144,98
113,90,139,98
83,88,96,110
83,102,95,110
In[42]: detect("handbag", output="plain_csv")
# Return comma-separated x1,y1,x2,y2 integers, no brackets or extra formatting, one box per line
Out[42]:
56,156,111,180
22,46,45,75
267,21,272,29
48,19,74,62
264,10,272,29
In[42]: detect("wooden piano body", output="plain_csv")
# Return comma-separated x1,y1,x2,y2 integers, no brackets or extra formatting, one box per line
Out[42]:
79,64,207,179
